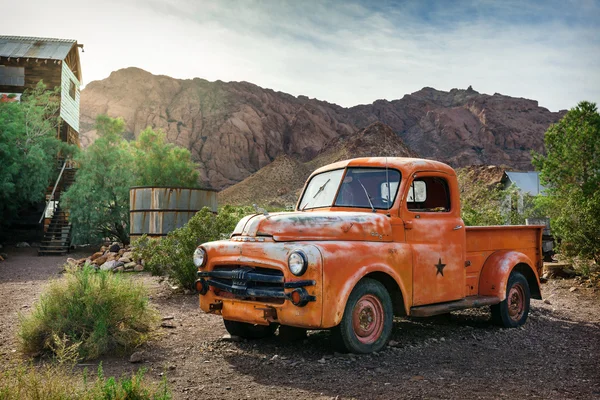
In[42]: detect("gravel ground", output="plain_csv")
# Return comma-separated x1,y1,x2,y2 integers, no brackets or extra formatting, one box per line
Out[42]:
0,246,599,399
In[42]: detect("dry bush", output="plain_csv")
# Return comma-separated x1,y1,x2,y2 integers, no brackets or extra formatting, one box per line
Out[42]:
18,266,159,360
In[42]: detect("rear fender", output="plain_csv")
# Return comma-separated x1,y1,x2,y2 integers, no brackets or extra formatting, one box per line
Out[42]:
479,250,541,300
324,263,409,328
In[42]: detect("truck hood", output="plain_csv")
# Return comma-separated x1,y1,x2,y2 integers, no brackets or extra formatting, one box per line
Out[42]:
232,211,392,242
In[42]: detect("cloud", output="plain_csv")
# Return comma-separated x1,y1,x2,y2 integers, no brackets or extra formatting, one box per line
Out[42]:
4,0,600,111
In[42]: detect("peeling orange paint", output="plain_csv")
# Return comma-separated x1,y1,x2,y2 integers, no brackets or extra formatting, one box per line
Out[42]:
196,157,543,332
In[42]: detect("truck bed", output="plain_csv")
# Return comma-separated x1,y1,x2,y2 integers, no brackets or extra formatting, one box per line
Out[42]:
464,225,543,297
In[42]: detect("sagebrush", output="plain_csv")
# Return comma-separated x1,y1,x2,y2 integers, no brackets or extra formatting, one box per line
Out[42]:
134,205,253,290
0,363,171,400
18,266,159,360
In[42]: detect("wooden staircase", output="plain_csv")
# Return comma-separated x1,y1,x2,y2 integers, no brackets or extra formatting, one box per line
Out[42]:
38,160,77,256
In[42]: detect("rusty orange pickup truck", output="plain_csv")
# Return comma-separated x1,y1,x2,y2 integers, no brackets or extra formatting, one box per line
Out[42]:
194,157,543,353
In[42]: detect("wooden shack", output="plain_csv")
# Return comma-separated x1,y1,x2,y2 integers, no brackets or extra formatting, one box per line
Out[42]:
0,36,83,147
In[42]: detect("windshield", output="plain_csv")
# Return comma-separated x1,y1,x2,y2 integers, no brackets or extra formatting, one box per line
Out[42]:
299,167,401,210
299,169,345,210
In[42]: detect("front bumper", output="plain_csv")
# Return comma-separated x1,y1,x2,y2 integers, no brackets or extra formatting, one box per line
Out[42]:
196,241,323,328
196,268,316,306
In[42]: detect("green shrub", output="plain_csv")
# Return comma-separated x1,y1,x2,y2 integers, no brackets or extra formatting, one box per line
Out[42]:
0,363,171,400
457,170,538,226
134,205,253,290
18,266,159,360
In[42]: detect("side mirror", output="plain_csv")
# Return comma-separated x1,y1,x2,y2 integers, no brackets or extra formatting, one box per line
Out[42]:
407,181,427,202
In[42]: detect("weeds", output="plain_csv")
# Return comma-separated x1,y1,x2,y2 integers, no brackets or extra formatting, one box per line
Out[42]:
0,363,171,400
18,265,159,360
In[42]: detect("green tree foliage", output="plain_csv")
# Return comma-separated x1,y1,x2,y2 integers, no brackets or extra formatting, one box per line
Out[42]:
457,169,506,226
0,82,73,225
533,101,600,263
63,115,199,244
457,170,537,226
134,206,252,290
63,116,134,244
18,265,158,360
132,128,199,186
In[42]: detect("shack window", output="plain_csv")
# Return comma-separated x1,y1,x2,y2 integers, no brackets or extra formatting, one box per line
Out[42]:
407,177,451,212
0,66,25,86
69,80,76,99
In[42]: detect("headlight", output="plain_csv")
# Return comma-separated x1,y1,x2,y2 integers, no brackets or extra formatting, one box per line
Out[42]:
288,251,307,276
193,247,207,268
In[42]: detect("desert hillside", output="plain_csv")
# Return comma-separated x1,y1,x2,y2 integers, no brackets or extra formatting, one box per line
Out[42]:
80,68,565,190
218,122,418,207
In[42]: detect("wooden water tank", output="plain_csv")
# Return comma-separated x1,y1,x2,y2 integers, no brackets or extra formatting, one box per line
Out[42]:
130,186,218,239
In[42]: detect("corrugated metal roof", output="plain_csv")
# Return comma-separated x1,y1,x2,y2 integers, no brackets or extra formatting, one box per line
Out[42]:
0,36,76,60
504,171,546,195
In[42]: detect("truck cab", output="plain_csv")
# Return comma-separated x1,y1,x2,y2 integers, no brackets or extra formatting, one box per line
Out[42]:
194,157,543,353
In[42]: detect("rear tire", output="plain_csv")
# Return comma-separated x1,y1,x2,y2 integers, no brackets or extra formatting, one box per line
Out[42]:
491,271,530,328
331,278,393,354
223,319,278,339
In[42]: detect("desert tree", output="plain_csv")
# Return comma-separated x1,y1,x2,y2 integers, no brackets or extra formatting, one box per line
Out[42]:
533,101,600,264
64,115,200,244
0,82,74,227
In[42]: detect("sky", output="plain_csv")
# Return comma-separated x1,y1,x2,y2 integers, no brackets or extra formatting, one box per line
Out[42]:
4,0,600,111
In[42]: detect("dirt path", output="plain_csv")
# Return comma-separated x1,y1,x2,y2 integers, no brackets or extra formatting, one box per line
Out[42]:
1,247,599,399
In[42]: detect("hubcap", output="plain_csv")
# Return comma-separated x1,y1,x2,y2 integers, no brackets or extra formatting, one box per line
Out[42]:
507,283,525,321
352,294,384,344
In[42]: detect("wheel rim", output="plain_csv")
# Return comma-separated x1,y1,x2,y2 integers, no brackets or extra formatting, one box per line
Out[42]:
352,294,384,344
507,283,525,321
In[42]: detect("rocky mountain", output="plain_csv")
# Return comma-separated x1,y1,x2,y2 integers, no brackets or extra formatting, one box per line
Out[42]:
80,68,565,190
457,165,507,188
218,122,417,207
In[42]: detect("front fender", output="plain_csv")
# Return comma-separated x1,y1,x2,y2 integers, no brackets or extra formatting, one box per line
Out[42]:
322,262,410,328
479,250,539,300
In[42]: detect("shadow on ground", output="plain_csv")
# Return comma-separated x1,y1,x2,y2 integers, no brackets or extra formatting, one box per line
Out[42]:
221,305,600,399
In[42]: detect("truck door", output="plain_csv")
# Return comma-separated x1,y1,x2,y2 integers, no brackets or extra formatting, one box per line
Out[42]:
402,172,466,306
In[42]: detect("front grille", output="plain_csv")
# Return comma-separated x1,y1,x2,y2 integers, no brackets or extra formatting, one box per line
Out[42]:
211,265,285,304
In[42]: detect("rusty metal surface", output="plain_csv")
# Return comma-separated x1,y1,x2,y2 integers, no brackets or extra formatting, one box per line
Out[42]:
130,187,218,238
196,156,544,332
410,295,501,317
0,36,75,60
239,211,393,242
199,240,323,328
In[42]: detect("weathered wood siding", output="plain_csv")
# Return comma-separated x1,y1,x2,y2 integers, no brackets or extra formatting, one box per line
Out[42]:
60,62,79,132
0,58,61,93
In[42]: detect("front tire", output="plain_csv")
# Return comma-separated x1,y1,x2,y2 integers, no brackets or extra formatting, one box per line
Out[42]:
332,278,393,353
223,319,278,339
491,271,530,328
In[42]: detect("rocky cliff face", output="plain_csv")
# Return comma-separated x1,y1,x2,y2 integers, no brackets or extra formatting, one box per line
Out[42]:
219,122,418,207
80,69,565,190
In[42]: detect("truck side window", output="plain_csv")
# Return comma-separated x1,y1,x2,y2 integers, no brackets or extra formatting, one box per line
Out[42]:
407,177,451,212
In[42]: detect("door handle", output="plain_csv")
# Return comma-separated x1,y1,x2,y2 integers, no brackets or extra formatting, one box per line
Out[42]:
453,225,463,230
404,221,413,230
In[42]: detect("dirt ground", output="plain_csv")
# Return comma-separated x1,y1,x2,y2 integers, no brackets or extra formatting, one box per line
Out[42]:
1,246,599,399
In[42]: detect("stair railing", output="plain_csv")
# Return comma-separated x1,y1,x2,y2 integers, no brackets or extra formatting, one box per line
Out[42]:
39,159,67,224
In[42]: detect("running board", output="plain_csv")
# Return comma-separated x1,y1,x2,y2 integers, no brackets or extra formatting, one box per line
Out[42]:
410,296,501,317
